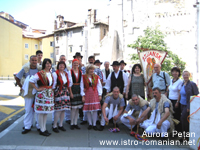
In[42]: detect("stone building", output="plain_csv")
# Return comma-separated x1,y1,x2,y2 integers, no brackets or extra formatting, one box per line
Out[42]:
53,9,109,65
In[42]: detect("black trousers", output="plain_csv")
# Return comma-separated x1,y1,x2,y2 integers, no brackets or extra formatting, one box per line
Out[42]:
181,104,189,134
170,99,182,132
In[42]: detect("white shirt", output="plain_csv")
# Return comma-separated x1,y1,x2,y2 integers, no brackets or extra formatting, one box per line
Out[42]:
121,69,129,78
72,71,84,96
52,72,73,89
81,77,102,96
105,70,128,93
168,78,183,100
29,72,53,86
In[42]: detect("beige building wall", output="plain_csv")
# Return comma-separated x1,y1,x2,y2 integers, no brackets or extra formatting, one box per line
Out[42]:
41,36,54,62
22,38,40,65
0,17,23,77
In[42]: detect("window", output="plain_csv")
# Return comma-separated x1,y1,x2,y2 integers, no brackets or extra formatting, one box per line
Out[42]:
104,29,106,36
80,46,83,52
50,53,54,58
25,54,29,60
25,43,29,49
50,41,54,47
70,46,72,53
56,48,59,55
35,44,38,49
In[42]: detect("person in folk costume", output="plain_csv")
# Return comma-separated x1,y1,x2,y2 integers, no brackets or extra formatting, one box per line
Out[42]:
121,94,148,131
99,87,125,131
81,64,102,130
119,60,129,78
139,87,175,138
70,59,84,130
80,56,103,125
73,52,85,123
29,59,54,136
51,55,72,125
36,50,43,66
52,61,73,133
15,55,42,134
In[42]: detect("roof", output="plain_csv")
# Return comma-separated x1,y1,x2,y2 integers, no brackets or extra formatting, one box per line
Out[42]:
0,16,23,29
54,22,84,32
94,21,108,26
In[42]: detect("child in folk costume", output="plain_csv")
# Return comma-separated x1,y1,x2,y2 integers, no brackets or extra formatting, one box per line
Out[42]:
70,59,84,130
52,61,73,133
30,59,54,136
81,64,102,130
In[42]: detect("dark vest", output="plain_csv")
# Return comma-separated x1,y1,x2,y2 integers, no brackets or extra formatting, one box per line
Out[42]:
71,70,82,84
111,71,124,94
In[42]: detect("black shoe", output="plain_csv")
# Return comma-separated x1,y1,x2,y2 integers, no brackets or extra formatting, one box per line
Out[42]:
22,125,33,130
45,130,51,135
21,129,31,134
96,120,100,125
99,125,104,131
58,126,66,131
74,125,80,129
70,125,74,130
88,125,92,130
80,121,87,125
65,120,71,124
37,128,40,132
40,131,50,136
52,127,59,133
93,126,98,130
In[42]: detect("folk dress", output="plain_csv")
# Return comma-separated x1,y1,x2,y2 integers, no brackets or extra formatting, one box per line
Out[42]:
82,74,102,112
29,70,54,114
52,70,71,111
70,69,84,108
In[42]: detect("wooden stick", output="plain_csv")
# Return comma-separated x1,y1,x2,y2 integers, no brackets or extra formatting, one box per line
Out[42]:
136,124,139,133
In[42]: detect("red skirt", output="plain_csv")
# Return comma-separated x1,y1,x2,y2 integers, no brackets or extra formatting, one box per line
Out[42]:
83,87,101,112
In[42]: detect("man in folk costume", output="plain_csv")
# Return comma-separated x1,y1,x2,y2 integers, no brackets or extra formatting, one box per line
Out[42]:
119,60,129,78
15,55,42,134
51,55,72,124
105,61,128,97
99,87,125,131
120,94,148,130
139,87,174,137
36,50,43,66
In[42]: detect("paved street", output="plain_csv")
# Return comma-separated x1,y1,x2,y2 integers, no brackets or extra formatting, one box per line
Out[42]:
0,80,25,132
0,80,193,150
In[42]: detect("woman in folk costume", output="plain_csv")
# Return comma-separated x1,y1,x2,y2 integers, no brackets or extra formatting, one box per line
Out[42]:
70,59,84,130
81,64,102,130
30,59,54,136
52,61,72,133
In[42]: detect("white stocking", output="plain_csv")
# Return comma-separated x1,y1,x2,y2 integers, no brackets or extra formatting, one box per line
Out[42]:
70,108,76,125
53,111,61,128
38,114,44,132
59,111,65,127
92,111,97,126
87,112,92,125
74,108,79,125
43,114,47,131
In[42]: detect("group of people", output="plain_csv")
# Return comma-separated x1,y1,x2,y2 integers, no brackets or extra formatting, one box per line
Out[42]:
15,50,199,142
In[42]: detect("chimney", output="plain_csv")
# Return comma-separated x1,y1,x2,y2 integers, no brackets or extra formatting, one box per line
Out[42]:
54,20,57,30
88,9,96,24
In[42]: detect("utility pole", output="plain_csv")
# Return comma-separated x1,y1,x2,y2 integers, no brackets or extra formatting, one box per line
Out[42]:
194,0,200,87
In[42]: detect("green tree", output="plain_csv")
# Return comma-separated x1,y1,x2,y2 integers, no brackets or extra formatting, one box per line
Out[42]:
128,26,186,75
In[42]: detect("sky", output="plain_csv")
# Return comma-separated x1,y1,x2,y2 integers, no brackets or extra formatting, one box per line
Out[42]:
0,0,110,31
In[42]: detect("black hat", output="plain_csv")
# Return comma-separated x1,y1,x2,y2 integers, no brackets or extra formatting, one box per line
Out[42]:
94,59,102,65
73,52,83,59
119,60,127,65
111,61,120,66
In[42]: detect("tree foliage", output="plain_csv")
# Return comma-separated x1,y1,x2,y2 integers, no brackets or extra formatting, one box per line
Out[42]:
128,26,186,75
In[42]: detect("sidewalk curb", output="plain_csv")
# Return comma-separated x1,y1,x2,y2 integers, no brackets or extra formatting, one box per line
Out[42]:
0,114,24,139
